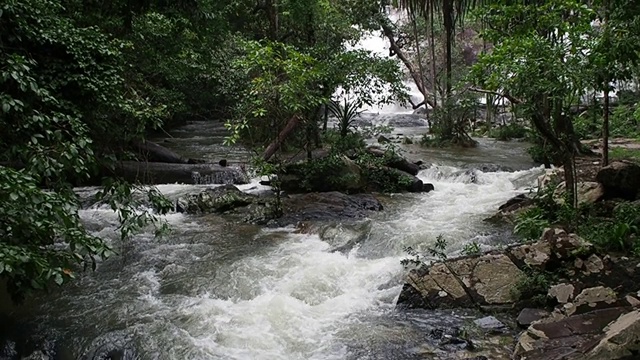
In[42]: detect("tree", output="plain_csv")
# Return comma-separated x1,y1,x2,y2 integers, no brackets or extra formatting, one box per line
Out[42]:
0,0,170,301
473,0,596,207
395,0,480,139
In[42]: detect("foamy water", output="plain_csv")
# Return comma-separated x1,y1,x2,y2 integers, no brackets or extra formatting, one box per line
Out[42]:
15,165,543,359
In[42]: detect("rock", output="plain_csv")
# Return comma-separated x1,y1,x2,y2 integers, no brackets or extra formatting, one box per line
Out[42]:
111,161,248,185
538,168,564,190
473,316,507,333
514,307,629,359
517,308,551,327
280,155,365,193
366,147,420,175
548,283,575,304
588,310,640,359
218,159,227,167
399,253,523,309
176,184,255,214
274,192,383,226
554,181,605,205
485,194,534,224
462,163,514,173
377,135,391,144
596,161,640,200
423,183,435,192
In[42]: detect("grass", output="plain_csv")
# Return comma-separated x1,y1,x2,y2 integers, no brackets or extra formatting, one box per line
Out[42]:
610,147,640,163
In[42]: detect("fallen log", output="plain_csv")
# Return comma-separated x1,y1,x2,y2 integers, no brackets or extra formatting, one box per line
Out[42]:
263,115,301,162
366,147,420,176
110,161,249,185
133,140,190,164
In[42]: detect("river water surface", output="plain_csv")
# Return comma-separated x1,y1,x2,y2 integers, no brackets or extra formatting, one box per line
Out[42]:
5,120,544,360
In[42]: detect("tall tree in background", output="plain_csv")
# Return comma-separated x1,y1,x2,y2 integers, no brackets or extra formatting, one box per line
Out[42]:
396,0,481,139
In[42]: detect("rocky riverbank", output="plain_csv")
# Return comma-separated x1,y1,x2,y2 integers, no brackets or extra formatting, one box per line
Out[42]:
396,157,640,359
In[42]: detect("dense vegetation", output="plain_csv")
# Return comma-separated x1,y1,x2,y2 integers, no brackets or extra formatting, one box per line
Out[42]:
2,0,640,299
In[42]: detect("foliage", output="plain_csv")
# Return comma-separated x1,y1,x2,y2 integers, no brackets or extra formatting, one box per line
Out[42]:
511,267,556,307
489,123,529,141
0,0,172,300
328,98,364,137
515,183,640,255
461,241,481,256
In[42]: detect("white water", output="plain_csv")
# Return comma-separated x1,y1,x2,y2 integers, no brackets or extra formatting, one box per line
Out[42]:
21,164,544,359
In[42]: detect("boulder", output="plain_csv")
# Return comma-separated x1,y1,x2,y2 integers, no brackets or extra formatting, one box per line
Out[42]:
398,253,524,309
175,186,384,226
554,181,605,205
176,184,255,214
366,147,420,176
280,155,365,193
517,308,551,327
396,228,640,311
274,192,383,226
111,161,249,185
485,194,534,224
587,310,640,359
377,135,391,144
596,161,640,200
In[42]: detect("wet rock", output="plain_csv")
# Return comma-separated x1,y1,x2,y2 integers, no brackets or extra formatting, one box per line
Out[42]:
462,163,514,173
176,184,255,214
366,147,420,176
513,307,630,360
473,316,507,333
517,308,551,327
596,161,640,200
274,192,383,226
377,135,391,144
423,183,435,193
485,194,534,224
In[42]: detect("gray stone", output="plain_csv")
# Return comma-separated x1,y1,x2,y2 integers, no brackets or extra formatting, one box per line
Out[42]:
517,308,551,327
474,316,507,333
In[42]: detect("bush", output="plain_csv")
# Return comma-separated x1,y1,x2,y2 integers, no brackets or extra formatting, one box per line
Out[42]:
489,123,529,140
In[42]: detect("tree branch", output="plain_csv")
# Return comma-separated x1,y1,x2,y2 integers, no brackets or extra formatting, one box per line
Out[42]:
468,87,522,104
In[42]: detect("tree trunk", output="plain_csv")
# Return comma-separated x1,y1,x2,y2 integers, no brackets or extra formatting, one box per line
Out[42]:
410,12,427,110
602,0,611,167
263,115,300,162
429,3,438,109
442,1,454,138
381,23,436,109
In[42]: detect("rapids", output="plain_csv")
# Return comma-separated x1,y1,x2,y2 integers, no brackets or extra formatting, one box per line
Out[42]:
5,142,544,359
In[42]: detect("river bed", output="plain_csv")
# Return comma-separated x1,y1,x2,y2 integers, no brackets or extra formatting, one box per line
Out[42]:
2,119,543,360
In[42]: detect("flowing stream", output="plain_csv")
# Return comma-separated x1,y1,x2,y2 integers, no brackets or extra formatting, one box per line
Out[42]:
2,120,544,359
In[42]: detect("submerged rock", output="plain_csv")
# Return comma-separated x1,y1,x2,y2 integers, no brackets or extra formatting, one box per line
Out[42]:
176,185,384,226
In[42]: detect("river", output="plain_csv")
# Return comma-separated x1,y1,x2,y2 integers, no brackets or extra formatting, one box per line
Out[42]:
0,118,545,360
